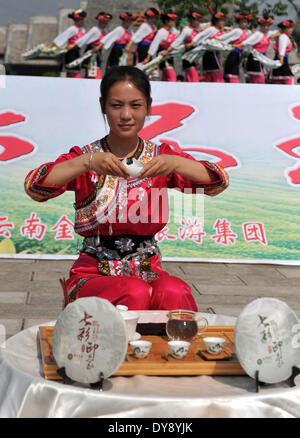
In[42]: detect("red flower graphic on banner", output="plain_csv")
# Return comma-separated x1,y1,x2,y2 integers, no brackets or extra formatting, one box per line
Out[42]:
0,111,36,162
291,105,300,121
20,212,47,241
275,105,300,185
140,103,237,169
211,218,237,245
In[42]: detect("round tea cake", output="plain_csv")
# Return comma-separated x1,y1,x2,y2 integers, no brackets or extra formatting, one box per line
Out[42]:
235,298,300,384
52,297,128,383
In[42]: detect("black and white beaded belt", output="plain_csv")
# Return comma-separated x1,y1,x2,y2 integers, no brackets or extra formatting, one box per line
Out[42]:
81,235,161,262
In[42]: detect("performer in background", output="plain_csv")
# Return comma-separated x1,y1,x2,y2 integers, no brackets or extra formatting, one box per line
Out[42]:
219,13,252,83
191,12,227,83
92,13,136,70
51,9,87,78
161,12,211,82
238,16,279,84
142,13,179,81
24,66,229,310
72,12,113,79
270,20,297,85
125,8,161,63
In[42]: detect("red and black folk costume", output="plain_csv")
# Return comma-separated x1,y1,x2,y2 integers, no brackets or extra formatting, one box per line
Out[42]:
102,13,135,70
147,13,179,82
220,14,252,83
76,12,113,79
171,12,209,82
53,9,87,78
193,13,226,83
130,8,161,63
25,137,229,311
242,17,275,84
270,20,296,85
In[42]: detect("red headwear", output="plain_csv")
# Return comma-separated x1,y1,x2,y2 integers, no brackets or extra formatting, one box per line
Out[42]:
258,17,274,25
214,12,227,19
166,13,178,20
144,8,161,17
191,12,204,20
96,12,113,23
236,13,253,21
120,12,135,21
68,9,87,20
280,20,296,28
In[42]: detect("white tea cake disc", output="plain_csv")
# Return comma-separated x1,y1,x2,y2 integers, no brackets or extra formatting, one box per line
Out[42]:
52,297,128,383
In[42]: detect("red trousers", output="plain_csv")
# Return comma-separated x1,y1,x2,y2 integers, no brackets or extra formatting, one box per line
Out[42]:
248,74,265,84
161,68,177,82
66,253,198,311
66,72,82,78
185,67,199,82
271,78,294,85
204,71,224,83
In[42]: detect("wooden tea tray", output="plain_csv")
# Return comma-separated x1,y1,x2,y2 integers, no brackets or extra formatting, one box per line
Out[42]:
38,325,246,380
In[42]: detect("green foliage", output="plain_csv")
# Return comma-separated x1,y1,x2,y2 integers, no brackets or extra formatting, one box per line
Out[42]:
156,0,290,28
260,1,288,19
156,0,210,21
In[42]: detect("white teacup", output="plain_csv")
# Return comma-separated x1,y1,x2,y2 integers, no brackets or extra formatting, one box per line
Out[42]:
168,340,190,359
120,310,140,341
130,340,152,358
203,337,226,355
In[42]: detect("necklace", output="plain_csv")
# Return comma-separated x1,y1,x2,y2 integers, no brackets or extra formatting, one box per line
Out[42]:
102,135,144,163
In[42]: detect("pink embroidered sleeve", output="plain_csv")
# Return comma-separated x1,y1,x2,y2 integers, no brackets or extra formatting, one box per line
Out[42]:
160,143,229,197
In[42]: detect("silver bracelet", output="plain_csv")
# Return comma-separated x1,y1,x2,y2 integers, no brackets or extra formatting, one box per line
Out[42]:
89,152,94,171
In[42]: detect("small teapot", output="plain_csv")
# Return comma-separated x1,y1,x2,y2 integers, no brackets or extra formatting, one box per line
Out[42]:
166,309,208,342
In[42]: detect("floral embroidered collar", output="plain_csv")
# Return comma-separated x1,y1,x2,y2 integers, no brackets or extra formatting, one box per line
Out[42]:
100,136,144,164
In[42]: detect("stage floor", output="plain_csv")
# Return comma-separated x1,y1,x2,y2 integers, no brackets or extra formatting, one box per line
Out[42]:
1,258,300,339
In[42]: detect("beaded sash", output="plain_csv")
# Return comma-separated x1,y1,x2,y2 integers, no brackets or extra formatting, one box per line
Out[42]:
81,235,161,282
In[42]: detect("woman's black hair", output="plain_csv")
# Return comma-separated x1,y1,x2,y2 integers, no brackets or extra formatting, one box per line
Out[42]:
100,66,151,113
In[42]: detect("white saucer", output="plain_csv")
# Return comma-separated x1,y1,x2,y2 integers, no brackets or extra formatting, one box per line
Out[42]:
234,298,300,384
129,332,141,342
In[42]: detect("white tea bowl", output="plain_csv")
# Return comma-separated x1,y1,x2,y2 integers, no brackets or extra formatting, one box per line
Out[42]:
122,158,144,178
130,340,152,358
203,336,226,355
168,340,190,359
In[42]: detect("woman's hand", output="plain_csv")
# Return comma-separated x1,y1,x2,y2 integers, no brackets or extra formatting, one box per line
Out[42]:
92,43,103,53
141,54,151,64
185,41,194,49
139,155,178,178
91,152,131,178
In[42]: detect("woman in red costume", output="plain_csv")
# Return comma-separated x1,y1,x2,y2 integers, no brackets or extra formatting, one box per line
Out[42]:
239,16,279,84
24,66,229,311
125,8,161,63
270,20,297,85
220,13,252,83
191,12,226,83
161,12,210,82
73,12,113,80
52,9,87,78
142,13,179,82
93,12,136,70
